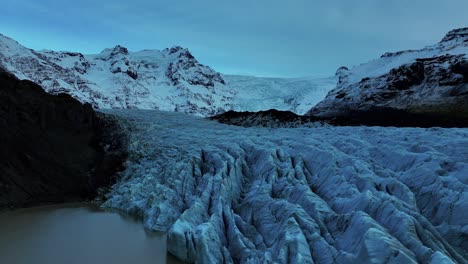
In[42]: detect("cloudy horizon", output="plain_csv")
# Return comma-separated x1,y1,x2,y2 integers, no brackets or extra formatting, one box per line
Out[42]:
2,0,467,77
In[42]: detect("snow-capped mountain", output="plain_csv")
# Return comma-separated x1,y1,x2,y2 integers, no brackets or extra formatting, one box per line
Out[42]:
307,27,468,118
0,34,335,116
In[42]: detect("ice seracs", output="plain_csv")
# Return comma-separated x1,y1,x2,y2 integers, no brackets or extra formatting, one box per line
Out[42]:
102,110,467,264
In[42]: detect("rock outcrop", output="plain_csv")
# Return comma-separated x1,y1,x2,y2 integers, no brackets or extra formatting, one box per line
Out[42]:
211,109,324,128
307,27,468,127
212,107,468,128
0,69,127,209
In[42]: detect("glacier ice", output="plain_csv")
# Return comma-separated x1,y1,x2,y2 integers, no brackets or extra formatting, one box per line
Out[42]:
102,110,467,263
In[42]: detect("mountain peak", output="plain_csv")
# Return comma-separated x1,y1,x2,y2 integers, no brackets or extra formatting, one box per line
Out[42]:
0,33,22,47
440,27,468,43
166,46,185,54
112,45,129,55
0,33,14,41
99,45,129,58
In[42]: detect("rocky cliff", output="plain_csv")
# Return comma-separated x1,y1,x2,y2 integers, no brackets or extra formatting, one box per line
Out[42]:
0,69,127,208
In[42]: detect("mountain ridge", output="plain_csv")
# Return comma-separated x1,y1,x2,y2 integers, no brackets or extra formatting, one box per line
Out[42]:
0,33,335,116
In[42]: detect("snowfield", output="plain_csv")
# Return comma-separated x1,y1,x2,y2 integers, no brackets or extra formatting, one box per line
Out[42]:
101,110,467,264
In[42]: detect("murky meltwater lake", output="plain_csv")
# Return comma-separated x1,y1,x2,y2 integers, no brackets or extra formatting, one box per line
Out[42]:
0,204,183,264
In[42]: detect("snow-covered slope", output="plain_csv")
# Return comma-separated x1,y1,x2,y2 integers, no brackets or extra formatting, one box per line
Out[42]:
102,110,467,264
0,34,334,116
308,27,468,118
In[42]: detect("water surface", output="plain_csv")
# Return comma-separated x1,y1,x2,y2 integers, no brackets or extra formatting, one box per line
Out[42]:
0,204,182,264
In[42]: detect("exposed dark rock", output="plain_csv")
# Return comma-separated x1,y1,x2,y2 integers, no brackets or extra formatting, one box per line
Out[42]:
91,113,129,190
74,61,91,74
336,66,350,86
448,84,468,97
64,52,82,57
125,68,138,80
335,91,346,99
111,67,122,74
211,109,323,128
451,59,468,82
212,107,468,128
440,27,468,43
336,66,349,71
110,45,129,56
166,57,225,88
168,46,184,55
318,107,468,127
166,62,180,86
387,61,425,90
0,69,128,209
381,49,418,58
179,50,195,60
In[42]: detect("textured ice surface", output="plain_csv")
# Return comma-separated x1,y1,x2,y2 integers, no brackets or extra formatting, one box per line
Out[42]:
102,110,467,263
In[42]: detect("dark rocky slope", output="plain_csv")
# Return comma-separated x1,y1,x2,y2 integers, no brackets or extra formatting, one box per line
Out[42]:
211,108,468,128
0,69,127,209
211,109,322,128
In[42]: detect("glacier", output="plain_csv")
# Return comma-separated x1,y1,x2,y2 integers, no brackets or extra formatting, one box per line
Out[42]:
102,110,467,264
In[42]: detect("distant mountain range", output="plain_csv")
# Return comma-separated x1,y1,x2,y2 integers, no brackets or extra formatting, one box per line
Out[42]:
0,34,335,117
1,27,466,122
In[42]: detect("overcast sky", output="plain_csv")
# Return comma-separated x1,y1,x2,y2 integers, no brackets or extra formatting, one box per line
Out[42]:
1,0,467,77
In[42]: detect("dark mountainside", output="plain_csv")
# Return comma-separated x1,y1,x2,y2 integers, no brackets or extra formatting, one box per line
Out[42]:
211,108,468,128
0,68,127,209
211,109,321,128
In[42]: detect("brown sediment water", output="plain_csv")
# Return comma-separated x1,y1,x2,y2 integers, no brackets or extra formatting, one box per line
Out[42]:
0,204,184,264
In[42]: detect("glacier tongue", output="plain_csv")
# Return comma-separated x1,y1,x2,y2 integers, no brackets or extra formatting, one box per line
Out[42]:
102,110,467,264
